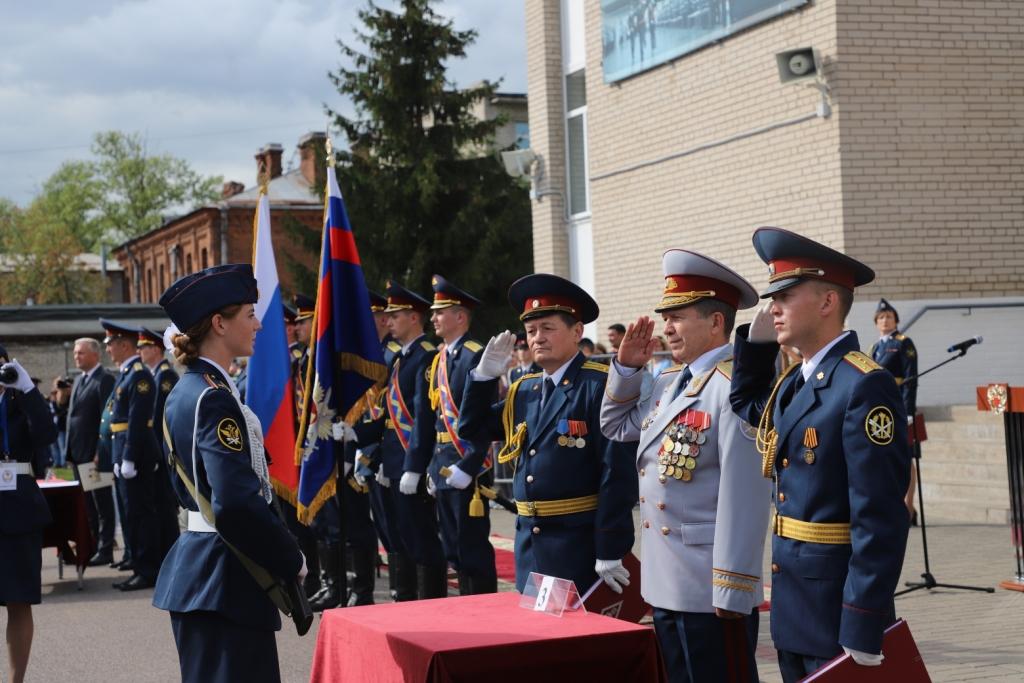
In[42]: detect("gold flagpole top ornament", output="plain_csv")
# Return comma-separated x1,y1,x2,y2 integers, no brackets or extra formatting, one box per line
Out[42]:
325,132,335,168
257,159,269,195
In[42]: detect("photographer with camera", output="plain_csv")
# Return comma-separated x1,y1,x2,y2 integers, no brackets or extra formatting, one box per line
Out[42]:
0,343,58,683
48,377,72,468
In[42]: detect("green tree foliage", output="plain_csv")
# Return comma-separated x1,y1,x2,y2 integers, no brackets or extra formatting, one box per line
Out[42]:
325,0,533,335
90,131,222,244
0,130,221,304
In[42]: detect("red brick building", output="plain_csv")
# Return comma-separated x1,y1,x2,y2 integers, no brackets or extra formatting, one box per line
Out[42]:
112,132,326,302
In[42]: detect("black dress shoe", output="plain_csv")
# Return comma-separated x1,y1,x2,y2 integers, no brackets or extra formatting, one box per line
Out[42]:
112,577,132,589
89,552,114,567
118,575,155,591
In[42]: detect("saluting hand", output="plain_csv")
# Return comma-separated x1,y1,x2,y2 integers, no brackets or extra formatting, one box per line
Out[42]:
476,331,516,379
748,304,776,344
617,316,658,369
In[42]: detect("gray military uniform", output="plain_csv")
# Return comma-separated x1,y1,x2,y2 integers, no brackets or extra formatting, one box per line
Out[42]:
600,344,770,614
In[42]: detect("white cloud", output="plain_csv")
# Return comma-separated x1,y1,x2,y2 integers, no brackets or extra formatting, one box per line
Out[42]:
0,0,526,206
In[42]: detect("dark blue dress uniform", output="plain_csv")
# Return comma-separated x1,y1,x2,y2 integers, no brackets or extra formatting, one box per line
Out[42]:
139,327,181,561
154,264,303,683
869,299,918,418
728,227,911,680
353,281,447,599
0,346,57,606
426,275,497,594
103,319,162,589
458,274,637,593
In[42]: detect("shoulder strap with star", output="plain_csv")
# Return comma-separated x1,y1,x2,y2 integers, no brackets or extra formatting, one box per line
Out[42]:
843,350,882,374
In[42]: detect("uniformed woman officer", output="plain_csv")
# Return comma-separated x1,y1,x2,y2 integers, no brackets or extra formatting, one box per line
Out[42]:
0,345,57,683
152,265,305,683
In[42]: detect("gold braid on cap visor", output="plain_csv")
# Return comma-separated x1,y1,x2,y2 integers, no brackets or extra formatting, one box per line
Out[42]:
655,290,716,312
768,267,825,283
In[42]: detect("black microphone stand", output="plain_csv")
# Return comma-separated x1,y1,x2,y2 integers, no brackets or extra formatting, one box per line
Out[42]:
895,346,994,596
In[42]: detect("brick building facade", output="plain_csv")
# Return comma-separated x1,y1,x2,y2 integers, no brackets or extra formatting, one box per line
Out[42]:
525,0,1022,356
112,133,326,303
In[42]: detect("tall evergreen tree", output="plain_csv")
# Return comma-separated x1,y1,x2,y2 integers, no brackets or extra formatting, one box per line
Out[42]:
325,0,532,335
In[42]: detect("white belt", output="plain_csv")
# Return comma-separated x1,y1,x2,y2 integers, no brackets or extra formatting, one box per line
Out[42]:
2,462,32,475
186,510,217,533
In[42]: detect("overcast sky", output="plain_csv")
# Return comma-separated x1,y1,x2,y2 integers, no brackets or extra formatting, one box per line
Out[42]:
0,0,526,207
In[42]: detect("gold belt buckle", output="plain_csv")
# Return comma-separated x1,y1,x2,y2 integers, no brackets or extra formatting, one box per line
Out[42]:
524,501,537,517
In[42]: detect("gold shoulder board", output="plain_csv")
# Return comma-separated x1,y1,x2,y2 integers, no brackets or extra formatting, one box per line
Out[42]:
843,351,882,374
581,361,609,373
894,333,906,341
387,341,402,353
133,362,144,371
463,340,483,353
420,340,436,352
715,358,734,381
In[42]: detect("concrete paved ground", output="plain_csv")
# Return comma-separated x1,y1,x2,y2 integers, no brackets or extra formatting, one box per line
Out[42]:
6,510,1023,682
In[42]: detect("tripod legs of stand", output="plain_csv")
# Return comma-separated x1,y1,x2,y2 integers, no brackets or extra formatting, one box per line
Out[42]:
895,446,994,596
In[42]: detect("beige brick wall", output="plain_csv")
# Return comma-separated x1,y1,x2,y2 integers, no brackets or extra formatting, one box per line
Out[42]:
836,0,1024,300
525,0,1023,332
525,0,571,277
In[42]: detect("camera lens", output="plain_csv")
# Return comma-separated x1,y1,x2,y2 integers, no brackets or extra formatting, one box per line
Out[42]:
0,366,18,384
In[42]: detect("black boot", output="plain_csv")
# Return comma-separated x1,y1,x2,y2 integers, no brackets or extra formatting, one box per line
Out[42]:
346,546,377,606
416,564,449,600
307,543,332,605
389,552,417,602
309,544,342,612
457,572,472,596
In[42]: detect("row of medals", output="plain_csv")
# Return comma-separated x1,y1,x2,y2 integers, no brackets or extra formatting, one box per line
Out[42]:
557,435,587,448
657,424,706,483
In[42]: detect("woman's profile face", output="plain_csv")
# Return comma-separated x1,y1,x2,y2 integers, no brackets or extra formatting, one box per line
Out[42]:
220,304,261,357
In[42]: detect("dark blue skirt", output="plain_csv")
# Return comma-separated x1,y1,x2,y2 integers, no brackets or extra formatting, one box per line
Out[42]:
170,610,281,683
0,531,43,605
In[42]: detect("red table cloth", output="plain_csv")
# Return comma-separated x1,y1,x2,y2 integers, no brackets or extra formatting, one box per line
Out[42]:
310,592,666,682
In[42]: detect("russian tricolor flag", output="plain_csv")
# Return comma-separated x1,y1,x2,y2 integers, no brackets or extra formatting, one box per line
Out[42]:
246,192,298,501
295,162,386,523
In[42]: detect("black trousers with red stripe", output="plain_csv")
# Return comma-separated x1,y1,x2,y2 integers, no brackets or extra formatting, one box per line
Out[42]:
652,607,759,683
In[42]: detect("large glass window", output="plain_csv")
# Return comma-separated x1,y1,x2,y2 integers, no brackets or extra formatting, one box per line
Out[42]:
601,0,810,82
565,69,589,217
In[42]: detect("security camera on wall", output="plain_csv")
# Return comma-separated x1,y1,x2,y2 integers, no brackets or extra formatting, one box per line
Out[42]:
776,47,820,84
501,148,537,179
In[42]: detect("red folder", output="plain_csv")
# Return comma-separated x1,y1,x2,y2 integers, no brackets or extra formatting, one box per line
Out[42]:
578,552,650,623
802,619,930,682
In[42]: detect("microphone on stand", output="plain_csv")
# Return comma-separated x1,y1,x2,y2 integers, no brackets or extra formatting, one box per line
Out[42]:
946,336,983,354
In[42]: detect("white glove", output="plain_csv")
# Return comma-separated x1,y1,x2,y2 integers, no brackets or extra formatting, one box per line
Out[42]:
594,558,630,594
353,470,368,487
375,469,390,488
297,552,308,582
1,360,35,393
748,304,776,343
121,460,138,480
399,471,421,495
907,415,915,425
343,461,353,477
426,474,436,497
332,421,357,443
113,463,121,478
843,646,883,666
475,330,516,379
153,462,159,472
445,464,473,490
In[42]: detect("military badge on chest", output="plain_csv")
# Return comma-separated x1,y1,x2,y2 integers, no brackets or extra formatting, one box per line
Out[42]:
802,427,818,464
656,408,710,484
556,419,587,448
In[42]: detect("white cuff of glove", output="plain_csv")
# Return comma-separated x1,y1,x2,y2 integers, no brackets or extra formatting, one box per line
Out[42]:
594,558,630,594
353,470,367,487
843,646,883,666
332,421,357,443
426,475,437,497
121,460,137,479
445,465,473,490
113,463,121,478
475,330,516,379
1,360,35,393
297,552,308,582
399,471,421,495
375,469,390,488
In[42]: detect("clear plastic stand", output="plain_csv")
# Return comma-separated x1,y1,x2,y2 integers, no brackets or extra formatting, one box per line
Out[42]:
518,572,585,617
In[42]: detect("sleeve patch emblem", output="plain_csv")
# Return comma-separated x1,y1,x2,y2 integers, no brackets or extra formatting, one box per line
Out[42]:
217,418,244,451
739,421,757,441
137,380,151,394
865,406,895,445
161,380,173,393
